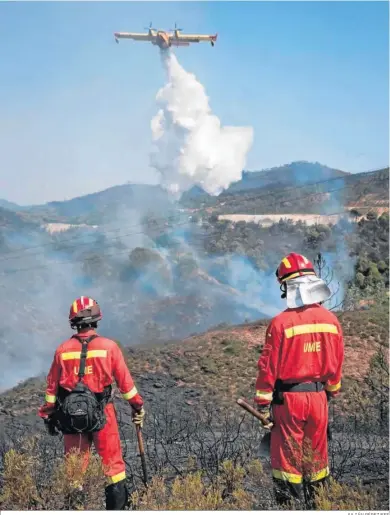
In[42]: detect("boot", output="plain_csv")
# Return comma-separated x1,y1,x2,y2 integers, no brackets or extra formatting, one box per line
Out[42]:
273,478,304,508
304,475,330,509
105,479,129,510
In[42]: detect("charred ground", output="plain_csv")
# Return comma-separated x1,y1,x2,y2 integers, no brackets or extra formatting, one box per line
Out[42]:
0,162,388,509
0,304,388,509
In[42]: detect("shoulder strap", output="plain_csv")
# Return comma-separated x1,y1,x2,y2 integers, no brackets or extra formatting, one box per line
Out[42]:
72,334,99,381
78,342,88,380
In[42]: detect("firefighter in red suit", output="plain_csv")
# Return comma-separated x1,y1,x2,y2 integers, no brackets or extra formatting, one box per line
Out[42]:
38,296,145,510
254,253,344,507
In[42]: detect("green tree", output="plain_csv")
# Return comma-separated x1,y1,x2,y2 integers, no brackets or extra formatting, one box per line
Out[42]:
355,272,365,288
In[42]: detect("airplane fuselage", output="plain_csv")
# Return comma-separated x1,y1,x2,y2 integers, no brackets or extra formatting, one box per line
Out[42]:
153,31,171,49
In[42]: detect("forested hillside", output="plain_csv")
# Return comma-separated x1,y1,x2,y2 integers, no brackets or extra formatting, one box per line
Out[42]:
182,168,389,215
0,161,388,510
0,163,388,390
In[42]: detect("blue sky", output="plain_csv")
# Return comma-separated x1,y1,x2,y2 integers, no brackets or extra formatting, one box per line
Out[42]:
0,1,388,204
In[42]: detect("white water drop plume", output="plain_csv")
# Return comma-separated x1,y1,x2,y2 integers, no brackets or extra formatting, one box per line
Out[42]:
150,51,254,196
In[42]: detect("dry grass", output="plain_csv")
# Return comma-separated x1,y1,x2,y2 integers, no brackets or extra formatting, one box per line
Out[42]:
0,436,106,510
132,459,264,510
314,478,379,510
0,437,383,511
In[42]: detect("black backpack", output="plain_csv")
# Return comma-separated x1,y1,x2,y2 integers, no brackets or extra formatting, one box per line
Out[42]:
55,335,108,435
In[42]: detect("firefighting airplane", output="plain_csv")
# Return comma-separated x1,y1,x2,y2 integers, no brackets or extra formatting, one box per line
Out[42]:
114,22,217,49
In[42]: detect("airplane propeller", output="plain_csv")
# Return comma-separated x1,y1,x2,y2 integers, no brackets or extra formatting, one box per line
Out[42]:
144,22,157,31
170,22,183,31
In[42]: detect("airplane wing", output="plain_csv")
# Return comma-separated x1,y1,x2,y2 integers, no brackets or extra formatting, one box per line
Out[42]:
170,40,190,47
114,32,153,42
174,33,217,44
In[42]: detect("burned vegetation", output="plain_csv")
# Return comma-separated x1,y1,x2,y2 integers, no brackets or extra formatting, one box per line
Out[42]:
0,306,388,510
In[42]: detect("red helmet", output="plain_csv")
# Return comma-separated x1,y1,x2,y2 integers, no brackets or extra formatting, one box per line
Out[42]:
276,253,316,284
69,296,102,328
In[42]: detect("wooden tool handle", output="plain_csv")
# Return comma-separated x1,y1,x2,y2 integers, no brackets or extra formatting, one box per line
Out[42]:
136,425,149,486
136,425,145,454
236,397,270,426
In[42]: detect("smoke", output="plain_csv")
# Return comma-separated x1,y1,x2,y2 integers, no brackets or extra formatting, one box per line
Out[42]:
150,51,253,196
0,52,365,392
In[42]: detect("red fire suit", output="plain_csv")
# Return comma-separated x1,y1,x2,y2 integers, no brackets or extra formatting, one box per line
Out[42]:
254,304,344,503
38,329,144,486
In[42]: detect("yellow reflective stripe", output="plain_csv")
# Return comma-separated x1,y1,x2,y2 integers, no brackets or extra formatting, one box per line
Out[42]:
255,390,273,401
87,350,107,358
72,301,78,313
272,469,302,484
45,393,56,403
62,351,81,360
310,466,330,482
282,257,291,268
123,386,138,400
285,323,338,338
61,350,107,361
326,381,341,392
107,471,126,484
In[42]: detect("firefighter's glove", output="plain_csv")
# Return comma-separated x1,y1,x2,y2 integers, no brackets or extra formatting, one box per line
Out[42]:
259,405,273,430
132,407,145,428
44,417,59,436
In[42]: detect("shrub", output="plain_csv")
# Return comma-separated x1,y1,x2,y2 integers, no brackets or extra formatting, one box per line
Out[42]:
220,338,242,356
200,357,218,374
131,461,254,510
314,478,378,510
0,438,106,510
0,446,40,510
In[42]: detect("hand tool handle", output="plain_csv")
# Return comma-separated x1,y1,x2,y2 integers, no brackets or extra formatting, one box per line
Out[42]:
236,397,272,426
136,425,149,487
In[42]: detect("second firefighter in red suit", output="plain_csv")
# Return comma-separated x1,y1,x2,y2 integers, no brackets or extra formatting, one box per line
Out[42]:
254,253,344,507
38,296,145,510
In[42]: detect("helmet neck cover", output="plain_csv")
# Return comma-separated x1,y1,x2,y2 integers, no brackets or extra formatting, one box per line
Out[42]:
285,275,332,309
284,275,332,309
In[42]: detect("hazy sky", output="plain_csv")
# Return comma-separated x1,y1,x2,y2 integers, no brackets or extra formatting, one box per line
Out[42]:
0,1,388,205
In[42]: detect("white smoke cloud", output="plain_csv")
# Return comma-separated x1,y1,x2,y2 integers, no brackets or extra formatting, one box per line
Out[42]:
150,51,254,196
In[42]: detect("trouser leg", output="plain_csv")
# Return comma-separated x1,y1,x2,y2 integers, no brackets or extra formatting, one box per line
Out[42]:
304,391,330,508
271,395,307,507
93,403,128,510
63,433,92,509
64,432,92,476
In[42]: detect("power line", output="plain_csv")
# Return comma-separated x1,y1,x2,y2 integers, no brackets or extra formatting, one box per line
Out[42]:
0,179,385,275
1,167,386,256
0,171,387,265
0,180,380,276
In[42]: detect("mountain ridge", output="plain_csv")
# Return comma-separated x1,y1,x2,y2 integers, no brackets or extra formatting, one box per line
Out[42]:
1,162,384,218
